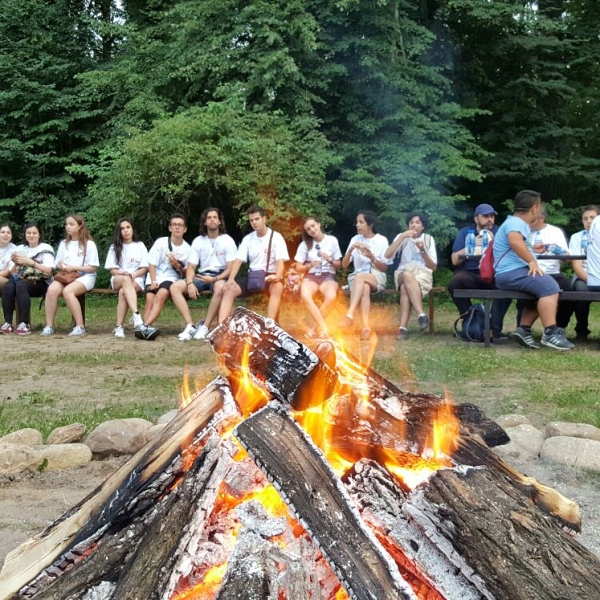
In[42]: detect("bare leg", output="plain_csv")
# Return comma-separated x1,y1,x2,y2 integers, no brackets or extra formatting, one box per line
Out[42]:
143,293,156,323
113,276,141,325
267,281,284,322
300,280,326,332
144,288,171,326
319,280,339,322
116,289,128,325
521,294,558,328
346,273,377,320
396,271,424,328
399,284,412,329
218,282,242,323
63,281,88,328
204,281,225,329
358,283,373,330
44,281,64,327
170,279,193,325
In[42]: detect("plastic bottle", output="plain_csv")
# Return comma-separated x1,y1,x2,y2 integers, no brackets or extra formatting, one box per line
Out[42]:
534,231,543,248
314,243,322,276
581,230,589,255
481,229,490,253
465,229,476,257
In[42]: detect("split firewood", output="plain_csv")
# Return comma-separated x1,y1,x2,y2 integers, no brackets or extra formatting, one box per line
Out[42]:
235,402,418,600
0,379,229,600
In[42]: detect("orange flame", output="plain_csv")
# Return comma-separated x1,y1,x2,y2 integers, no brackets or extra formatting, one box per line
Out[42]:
229,342,270,417
178,365,206,409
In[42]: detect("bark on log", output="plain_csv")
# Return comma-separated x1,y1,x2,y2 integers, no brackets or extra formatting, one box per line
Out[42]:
0,378,229,600
453,432,581,533
235,403,418,600
209,307,338,410
406,466,600,600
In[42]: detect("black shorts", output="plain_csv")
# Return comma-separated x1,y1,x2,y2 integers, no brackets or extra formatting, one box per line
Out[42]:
145,280,174,294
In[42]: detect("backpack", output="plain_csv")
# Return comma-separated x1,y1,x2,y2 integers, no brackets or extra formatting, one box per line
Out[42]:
454,304,486,343
480,241,494,284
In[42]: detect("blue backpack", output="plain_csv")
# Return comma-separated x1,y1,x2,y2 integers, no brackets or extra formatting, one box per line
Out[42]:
454,304,485,343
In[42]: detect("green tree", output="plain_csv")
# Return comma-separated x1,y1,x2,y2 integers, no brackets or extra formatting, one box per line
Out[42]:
0,0,103,240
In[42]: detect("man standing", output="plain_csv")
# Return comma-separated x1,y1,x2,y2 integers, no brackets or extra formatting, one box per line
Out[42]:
136,213,191,341
494,190,573,350
448,203,509,340
219,205,289,323
568,205,600,340
171,207,237,341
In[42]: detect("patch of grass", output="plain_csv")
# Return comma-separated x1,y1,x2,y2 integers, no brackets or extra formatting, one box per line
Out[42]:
16,391,58,405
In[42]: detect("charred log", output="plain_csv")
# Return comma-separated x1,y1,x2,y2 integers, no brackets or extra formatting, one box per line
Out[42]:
0,379,228,600
235,403,418,600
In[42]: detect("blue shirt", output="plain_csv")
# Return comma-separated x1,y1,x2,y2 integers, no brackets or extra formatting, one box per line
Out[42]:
493,215,532,275
452,225,499,273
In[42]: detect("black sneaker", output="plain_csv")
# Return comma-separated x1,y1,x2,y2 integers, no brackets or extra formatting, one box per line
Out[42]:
512,327,540,349
541,328,574,351
417,314,429,332
144,325,161,341
492,331,509,343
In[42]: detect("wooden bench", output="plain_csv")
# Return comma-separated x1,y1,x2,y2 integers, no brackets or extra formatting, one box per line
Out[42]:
453,289,600,347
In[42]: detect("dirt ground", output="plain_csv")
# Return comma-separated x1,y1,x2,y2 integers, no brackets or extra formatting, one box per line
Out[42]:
1,324,600,575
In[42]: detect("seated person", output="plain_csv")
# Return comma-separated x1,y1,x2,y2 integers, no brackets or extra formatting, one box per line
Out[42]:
219,205,289,324
2,222,54,335
0,223,17,295
136,213,191,340
520,204,573,331
340,210,390,341
384,213,436,340
585,213,600,348
294,216,342,339
105,218,148,338
42,215,99,337
493,190,573,350
447,204,509,341
568,205,600,340
171,207,237,341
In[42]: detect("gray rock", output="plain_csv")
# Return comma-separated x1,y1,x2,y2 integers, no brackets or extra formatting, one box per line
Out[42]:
145,423,166,443
544,422,600,442
0,428,43,446
157,409,179,425
541,436,600,473
493,424,544,461
495,414,531,429
0,443,92,473
84,418,153,459
47,423,87,445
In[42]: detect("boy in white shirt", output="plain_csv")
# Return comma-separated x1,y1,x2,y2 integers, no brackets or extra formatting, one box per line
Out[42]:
219,205,289,323
136,214,191,340
171,207,237,341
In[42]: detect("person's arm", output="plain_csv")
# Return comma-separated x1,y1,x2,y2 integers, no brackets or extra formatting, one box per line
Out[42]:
384,231,412,260
507,231,544,276
451,248,467,266
572,260,587,282
148,264,158,290
226,258,243,283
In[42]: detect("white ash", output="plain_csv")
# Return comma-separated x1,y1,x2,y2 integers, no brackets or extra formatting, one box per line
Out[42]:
78,581,115,600
236,499,286,538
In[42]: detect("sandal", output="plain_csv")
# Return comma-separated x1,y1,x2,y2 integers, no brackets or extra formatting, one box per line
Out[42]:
359,328,371,341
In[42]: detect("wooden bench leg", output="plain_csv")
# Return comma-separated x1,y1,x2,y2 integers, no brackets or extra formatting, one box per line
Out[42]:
428,289,435,334
483,298,492,348
78,294,86,327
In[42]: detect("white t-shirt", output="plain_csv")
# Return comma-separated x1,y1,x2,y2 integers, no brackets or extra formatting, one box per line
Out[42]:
587,216,600,287
347,234,391,273
55,239,100,291
235,229,289,272
188,234,237,273
105,241,149,290
0,242,17,273
146,236,191,284
10,243,55,270
530,224,568,275
568,230,588,275
392,233,437,273
294,234,342,275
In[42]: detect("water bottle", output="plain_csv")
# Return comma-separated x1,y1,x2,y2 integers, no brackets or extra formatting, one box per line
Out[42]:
465,229,476,257
481,229,490,253
581,230,588,255
534,231,543,248
314,243,322,276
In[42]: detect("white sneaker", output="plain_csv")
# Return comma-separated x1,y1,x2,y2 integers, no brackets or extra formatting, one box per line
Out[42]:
40,325,54,336
193,324,209,341
132,312,143,329
178,323,196,341
69,326,87,337
113,325,125,339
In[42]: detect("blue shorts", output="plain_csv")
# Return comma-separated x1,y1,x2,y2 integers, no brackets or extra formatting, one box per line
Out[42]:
495,267,560,299
193,270,224,293
304,273,336,286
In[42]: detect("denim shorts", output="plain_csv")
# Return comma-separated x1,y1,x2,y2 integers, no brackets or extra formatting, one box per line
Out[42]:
495,267,560,298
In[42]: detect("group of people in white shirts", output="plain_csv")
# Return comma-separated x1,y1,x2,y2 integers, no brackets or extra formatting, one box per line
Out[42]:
0,205,439,340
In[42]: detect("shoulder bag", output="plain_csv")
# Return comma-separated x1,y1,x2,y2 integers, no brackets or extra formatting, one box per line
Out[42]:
54,245,86,285
247,231,274,293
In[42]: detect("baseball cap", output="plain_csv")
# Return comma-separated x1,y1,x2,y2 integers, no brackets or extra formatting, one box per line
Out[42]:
474,203,498,216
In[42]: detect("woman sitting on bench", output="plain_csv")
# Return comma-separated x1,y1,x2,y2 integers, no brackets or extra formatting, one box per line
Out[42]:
41,215,99,337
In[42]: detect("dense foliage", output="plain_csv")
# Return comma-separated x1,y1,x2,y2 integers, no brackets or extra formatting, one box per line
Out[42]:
1,0,599,251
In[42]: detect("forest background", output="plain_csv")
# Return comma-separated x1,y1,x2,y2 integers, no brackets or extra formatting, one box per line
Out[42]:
1,0,599,280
